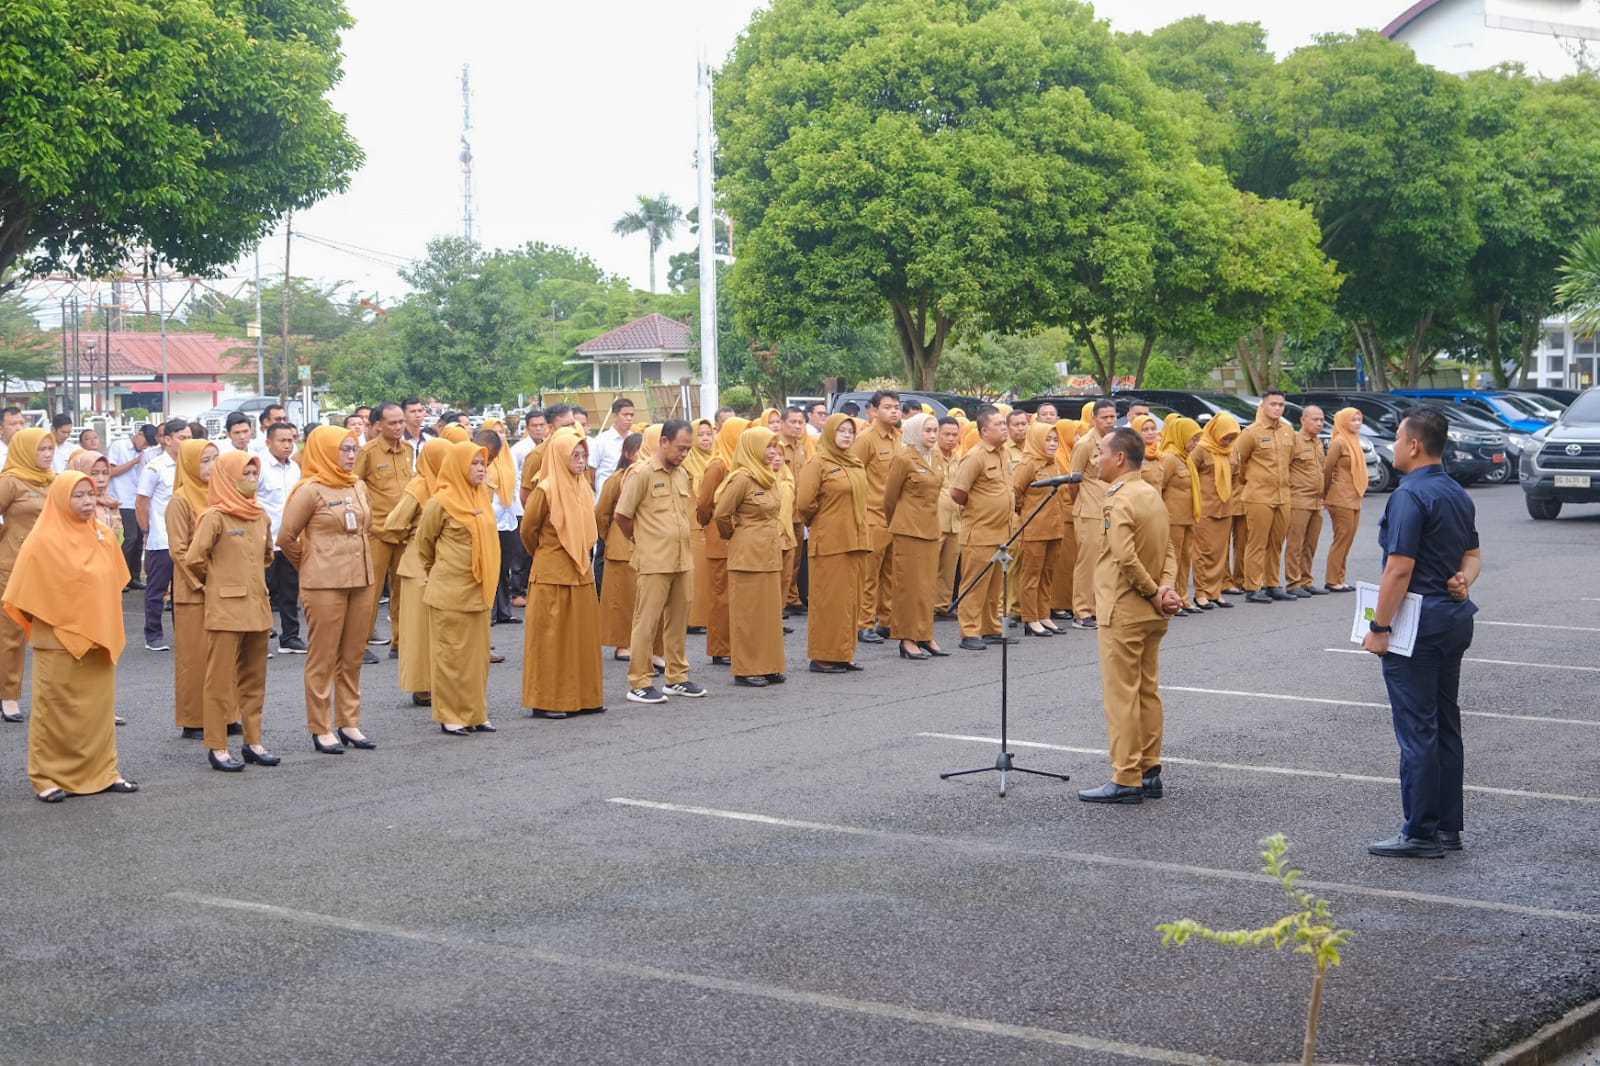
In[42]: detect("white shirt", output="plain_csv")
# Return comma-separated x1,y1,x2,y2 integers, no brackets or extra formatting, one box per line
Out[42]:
137,452,178,551
510,435,539,516
52,440,81,473
806,424,822,437
257,453,301,548
588,427,627,498
106,437,146,507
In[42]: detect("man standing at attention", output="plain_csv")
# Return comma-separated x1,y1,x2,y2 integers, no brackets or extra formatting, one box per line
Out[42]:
354,402,416,657
1285,405,1329,599
258,421,307,654
401,397,427,452
1079,427,1181,804
589,398,636,497
949,406,1018,652
136,419,192,651
107,423,154,588
1236,389,1295,603
1067,399,1118,629
1362,407,1480,858
849,390,902,643
49,413,79,473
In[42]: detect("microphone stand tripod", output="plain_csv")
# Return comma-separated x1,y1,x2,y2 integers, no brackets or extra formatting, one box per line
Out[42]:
941,484,1073,796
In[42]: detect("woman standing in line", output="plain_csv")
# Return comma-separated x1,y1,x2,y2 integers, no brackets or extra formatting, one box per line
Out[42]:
68,452,124,543
883,412,947,658
383,438,450,708
184,451,277,771
795,414,871,674
1132,416,1170,494
521,428,604,719
5,471,136,801
696,417,750,666
684,418,715,635
1160,417,1203,613
167,439,218,739
1322,407,1368,593
416,440,501,736
0,428,54,723
480,418,522,625
1191,413,1241,611
712,426,787,687
1009,420,1064,637
595,432,643,660
278,425,377,754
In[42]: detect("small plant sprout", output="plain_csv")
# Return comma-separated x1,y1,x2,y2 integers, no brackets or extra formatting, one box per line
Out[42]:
1156,834,1353,1066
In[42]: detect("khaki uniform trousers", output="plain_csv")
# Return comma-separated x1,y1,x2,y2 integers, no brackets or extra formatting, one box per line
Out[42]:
958,542,1004,639
782,546,799,610
1169,524,1194,606
304,584,376,735
1017,539,1059,624
365,536,403,650
203,630,268,749
1284,508,1323,591
1072,516,1100,618
1325,505,1360,587
174,602,207,729
1192,517,1231,601
1052,521,1077,613
935,532,960,614
0,567,26,701
1229,514,1249,589
859,526,894,630
632,570,692,690
1098,617,1168,787
705,558,731,658
1243,502,1288,590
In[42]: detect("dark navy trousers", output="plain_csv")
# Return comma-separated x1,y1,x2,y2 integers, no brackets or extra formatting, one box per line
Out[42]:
1381,607,1475,840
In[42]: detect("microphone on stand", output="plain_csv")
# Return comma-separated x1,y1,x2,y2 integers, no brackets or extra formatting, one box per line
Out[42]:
1028,473,1084,488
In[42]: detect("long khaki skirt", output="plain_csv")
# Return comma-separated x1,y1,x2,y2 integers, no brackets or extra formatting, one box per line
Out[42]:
688,527,709,629
429,607,490,727
522,581,604,712
599,557,637,648
729,568,785,676
807,550,868,663
397,575,433,693
889,534,938,643
28,634,120,795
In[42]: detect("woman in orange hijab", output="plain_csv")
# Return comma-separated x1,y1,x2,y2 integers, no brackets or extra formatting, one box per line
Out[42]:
383,437,451,707
1160,417,1203,613
417,441,501,735
1322,407,1369,592
684,417,717,634
713,426,788,685
68,451,123,542
4,471,134,801
279,426,377,753
1048,419,1081,622
1130,415,1169,493
184,451,276,771
1191,413,1241,610
168,439,219,739
795,414,871,673
1010,421,1065,636
0,428,55,722
695,416,749,664
521,428,604,718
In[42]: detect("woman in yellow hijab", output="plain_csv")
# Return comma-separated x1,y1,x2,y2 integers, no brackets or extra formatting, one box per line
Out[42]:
1048,419,1082,622
520,428,604,719
168,439,219,739
1160,417,1203,612
417,441,501,734
5,471,134,800
696,417,749,664
684,417,716,633
1322,407,1368,592
1130,415,1168,493
0,427,56,721
795,413,871,672
383,437,452,707
1011,421,1065,636
883,413,947,657
712,426,787,685
1191,413,1241,610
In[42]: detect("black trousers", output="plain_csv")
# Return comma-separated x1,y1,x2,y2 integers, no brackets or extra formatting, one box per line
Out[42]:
1382,607,1474,840
494,530,520,620
120,508,144,581
267,551,302,642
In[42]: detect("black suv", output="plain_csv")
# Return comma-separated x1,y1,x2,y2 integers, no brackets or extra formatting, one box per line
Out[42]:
826,390,985,418
1520,387,1600,519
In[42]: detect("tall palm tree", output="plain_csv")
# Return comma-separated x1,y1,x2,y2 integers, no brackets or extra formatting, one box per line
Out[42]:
1557,226,1600,337
613,193,684,293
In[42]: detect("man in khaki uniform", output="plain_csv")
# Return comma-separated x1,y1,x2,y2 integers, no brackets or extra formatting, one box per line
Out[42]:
849,390,902,642
354,402,416,654
934,416,963,616
1079,427,1181,805
615,419,705,703
1285,405,1330,599
1068,399,1118,628
949,407,1018,651
1235,389,1295,603
778,406,810,613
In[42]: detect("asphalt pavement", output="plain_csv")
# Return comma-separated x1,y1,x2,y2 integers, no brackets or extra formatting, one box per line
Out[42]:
2,484,1597,1066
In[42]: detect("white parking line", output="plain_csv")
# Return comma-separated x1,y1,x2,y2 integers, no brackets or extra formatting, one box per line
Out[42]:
1165,685,1600,728
1325,648,1600,673
607,799,1600,924
171,891,1254,1066
918,733,1600,805
1477,620,1600,633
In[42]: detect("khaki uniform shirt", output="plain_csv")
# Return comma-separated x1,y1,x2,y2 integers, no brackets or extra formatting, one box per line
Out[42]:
521,486,593,586
1289,429,1326,509
355,438,416,540
595,471,635,564
882,448,940,542
184,510,274,631
796,455,870,557
278,481,375,589
1194,449,1239,521
416,499,488,612
848,421,901,526
0,478,46,573
1095,472,1177,627
166,497,205,605
1235,419,1294,507
1010,456,1064,541
713,471,784,573
1069,429,1105,520
951,441,1013,547
615,455,693,574
1323,438,1364,510
936,448,961,536
383,492,428,580
1161,454,1196,528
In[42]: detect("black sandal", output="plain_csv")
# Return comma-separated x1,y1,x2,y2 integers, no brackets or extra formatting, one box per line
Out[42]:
106,780,139,794
1,710,22,724
36,788,67,803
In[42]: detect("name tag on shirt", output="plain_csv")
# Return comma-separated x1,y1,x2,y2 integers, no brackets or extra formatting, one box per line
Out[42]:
228,530,245,537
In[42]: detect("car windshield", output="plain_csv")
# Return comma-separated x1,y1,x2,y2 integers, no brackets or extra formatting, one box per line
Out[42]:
1439,407,1503,433
1206,394,1262,421
1563,390,1600,424
1488,394,1550,420
1511,392,1566,415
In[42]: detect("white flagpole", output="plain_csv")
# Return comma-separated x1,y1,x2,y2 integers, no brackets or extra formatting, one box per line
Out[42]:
696,49,719,422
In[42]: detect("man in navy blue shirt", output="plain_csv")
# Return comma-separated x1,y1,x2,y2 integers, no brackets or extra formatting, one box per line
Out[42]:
1362,406,1481,858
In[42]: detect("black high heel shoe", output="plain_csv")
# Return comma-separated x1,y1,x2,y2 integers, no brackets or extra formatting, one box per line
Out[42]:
899,643,931,661
1023,624,1053,637
241,746,281,766
439,723,472,737
337,728,377,750
918,641,951,657
208,750,245,772
312,735,345,754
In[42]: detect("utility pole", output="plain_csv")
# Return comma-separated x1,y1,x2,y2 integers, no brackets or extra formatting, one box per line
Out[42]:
282,212,293,406
460,64,475,244
696,49,719,422
254,247,265,395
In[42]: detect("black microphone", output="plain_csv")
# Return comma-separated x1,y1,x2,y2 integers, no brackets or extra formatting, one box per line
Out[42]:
1028,473,1083,488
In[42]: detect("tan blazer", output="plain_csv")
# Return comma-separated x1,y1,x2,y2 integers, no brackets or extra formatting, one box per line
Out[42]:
713,471,783,573
354,438,416,538
883,448,941,541
1235,420,1295,506
1323,437,1364,510
0,477,46,574
595,470,635,564
416,499,487,612
185,510,274,631
848,421,901,525
1094,473,1177,627
278,481,375,589
1009,456,1063,542
521,485,594,586
796,456,869,557
166,496,205,605
383,492,427,580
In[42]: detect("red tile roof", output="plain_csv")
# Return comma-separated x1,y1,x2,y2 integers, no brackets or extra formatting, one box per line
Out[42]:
575,313,693,356
53,331,250,378
1381,0,1447,37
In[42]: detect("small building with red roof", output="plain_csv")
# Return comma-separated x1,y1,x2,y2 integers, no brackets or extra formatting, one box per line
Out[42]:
572,312,695,392
47,330,255,418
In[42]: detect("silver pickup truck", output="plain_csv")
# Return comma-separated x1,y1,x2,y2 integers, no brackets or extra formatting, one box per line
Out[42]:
1520,387,1600,519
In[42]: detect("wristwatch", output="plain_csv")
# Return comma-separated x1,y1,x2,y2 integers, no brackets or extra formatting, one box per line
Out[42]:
1368,620,1393,634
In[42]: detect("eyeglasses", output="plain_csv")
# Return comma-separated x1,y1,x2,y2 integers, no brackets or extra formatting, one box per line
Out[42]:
338,445,360,455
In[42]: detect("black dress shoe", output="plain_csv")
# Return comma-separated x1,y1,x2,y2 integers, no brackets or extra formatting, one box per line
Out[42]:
1195,601,1214,611
959,637,987,651
439,723,473,736
412,692,433,706
874,625,891,639
710,655,732,666
782,626,794,635
471,723,498,733
125,579,147,591
687,626,707,634
1245,590,1272,604
180,727,204,739
336,728,377,750
1367,833,1444,858
898,644,931,660
1078,781,1143,804
312,735,346,754
734,675,770,687
0,710,23,723
208,750,245,773
534,710,570,720
857,629,885,644
918,642,951,657
1289,588,1313,599
982,634,1019,646
494,615,521,624
241,746,282,766
1440,831,1463,851
808,661,847,674
1307,587,1331,596
787,604,807,615
362,650,380,665
226,721,242,736
389,647,400,659
842,661,864,671
1050,610,1073,621
1142,768,1163,799
1214,598,1234,608
764,673,787,684
1266,586,1293,601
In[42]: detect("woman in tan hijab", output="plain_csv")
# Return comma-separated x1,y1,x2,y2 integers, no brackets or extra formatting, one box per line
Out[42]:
796,413,871,674
68,451,124,542
1010,421,1064,637
417,440,501,735
1131,416,1170,493
684,418,715,634
4,470,134,801
883,412,947,658
1191,413,1241,611
696,416,750,665
383,437,451,707
521,427,604,718
595,432,643,659
1161,417,1203,613
168,439,219,739
278,425,377,753
712,426,787,686
0,427,55,722
1048,418,1080,622
1322,407,1368,593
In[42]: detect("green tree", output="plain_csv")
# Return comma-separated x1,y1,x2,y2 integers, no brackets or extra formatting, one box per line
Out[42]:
0,0,362,287
936,331,1064,400
185,277,364,394
716,0,1201,392
1556,227,1600,338
613,194,685,293
0,291,53,400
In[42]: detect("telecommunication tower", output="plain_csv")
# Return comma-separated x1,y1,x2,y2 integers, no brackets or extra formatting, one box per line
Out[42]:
460,65,475,243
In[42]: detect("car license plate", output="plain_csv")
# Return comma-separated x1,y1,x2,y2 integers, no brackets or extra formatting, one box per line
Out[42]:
1555,475,1591,488
1492,453,1504,463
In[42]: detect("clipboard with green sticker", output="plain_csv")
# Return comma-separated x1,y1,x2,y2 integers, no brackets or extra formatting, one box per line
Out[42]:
1349,581,1422,657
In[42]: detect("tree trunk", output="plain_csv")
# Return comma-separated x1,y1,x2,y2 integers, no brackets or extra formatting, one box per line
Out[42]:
1085,334,1117,394
889,296,952,390
1302,959,1328,1066
1133,335,1156,387
1485,303,1507,388
1401,310,1436,387
1235,336,1261,395
1350,319,1390,393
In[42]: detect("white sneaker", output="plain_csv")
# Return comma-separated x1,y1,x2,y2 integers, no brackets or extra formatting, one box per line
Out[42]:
626,686,668,704
662,681,707,698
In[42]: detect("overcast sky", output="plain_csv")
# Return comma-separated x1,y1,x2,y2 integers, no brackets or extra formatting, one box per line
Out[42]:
248,0,1407,305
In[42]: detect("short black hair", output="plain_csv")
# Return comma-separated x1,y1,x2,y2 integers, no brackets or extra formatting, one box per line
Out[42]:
1400,406,1448,458
840,401,861,416
1105,427,1144,468
266,421,296,441
807,401,826,414
1263,389,1287,401
354,405,373,419
1007,409,1030,424
621,432,643,463
525,406,545,424
225,412,252,430
1092,398,1117,416
785,405,807,418
78,428,96,445
400,397,423,411
0,406,19,419
545,403,572,422
570,405,588,418
610,397,635,415
1035,401,1058,416
187,421,208,439
715,406,735,420
374,401,403,422
51,413,72,430
975,404,1002,431
138,424,158,447
868,390,900,409
937,416,958,429
660,418,692,444
344,413,363,428
163,417,188,437
263,404,286,421
473,429,501,457
437,411,458,426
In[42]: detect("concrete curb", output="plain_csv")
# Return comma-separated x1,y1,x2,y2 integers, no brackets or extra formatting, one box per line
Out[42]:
1485,996,1600,1066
